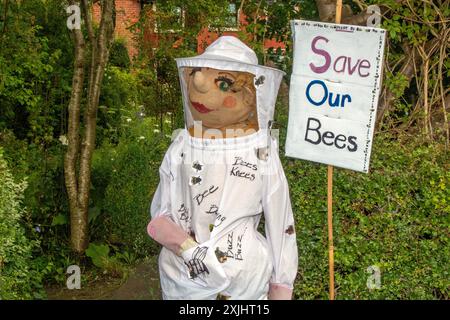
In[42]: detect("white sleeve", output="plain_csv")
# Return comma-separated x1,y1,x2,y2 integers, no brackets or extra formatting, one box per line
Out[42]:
262,138,298,298
147,146,192,255
150,152,172,219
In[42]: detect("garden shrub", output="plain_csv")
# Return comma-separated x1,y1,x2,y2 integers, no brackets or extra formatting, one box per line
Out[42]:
0,147,46,299
92,117,173,256
97,65,140,145
0,131,68,245
0,130,73,287
108,39,131,69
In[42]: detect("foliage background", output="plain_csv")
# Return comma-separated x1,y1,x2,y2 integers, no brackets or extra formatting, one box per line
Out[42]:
0,0,448,299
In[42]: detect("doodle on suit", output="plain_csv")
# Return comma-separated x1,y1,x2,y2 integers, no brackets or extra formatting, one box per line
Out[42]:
185,246,209,279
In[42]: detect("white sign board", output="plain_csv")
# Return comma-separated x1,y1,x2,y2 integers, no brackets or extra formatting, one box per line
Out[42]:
286,20,386,173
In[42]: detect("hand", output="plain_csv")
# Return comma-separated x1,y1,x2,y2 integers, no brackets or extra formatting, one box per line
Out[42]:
268,283,293,300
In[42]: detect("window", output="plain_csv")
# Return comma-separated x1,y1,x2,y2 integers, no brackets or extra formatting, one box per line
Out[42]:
224,3,238,28
152,2,185,33
211,2,239,31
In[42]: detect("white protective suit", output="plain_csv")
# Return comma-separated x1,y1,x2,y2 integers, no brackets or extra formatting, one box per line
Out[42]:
148,36,298,300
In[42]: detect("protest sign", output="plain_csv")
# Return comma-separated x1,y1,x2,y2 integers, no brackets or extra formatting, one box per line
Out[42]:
286,20,386,173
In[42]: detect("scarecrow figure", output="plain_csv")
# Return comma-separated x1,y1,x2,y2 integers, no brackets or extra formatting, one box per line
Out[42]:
147,36,298,300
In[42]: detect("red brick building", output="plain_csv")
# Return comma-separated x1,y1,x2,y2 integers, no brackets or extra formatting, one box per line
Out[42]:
92,0,141,57
93,0,285,58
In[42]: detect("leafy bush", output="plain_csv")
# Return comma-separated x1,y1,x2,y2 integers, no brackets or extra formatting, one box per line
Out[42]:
85,242,137,278
91,116,173,256
0,148,46,299
97,65,140,145
0,130,74,288
0,0,73,145
0,131,68,245
108,39,131,69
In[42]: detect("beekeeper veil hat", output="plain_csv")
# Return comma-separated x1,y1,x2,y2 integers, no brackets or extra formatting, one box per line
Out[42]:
175,36,285,131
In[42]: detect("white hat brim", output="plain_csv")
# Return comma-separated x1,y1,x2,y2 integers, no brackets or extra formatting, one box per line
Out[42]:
175,56,286,76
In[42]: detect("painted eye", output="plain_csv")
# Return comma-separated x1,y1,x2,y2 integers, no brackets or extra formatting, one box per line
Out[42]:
215,76,234,92
218,80,230,92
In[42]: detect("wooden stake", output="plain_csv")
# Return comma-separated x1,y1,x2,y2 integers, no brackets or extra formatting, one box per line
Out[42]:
327,165,334,300
336,0,343,24
327,0,342,301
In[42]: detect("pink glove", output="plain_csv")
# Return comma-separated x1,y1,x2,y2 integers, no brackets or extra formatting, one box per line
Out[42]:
147,216,191,255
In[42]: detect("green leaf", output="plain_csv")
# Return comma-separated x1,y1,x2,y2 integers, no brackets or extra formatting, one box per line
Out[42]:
51,214,68,226
88,206,101,223
85,243,110,268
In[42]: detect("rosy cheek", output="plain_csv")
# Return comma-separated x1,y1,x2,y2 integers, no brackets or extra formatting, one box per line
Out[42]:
222,96,237,108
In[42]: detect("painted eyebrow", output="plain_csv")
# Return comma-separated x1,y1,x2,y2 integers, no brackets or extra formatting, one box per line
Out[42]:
218,72,236,80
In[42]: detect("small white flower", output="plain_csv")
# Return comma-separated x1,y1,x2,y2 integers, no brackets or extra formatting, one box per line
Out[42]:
126,118,132,122
167,112,172,115
153,129,160,133
164,119,171,124
59,135,68,146
138,136,145,140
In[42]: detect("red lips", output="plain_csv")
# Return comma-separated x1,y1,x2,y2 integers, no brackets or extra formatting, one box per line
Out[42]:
191,101,213,114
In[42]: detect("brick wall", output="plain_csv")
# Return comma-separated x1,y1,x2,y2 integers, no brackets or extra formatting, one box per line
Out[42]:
196,9,285,54
92,1,285,59
93,0,141,58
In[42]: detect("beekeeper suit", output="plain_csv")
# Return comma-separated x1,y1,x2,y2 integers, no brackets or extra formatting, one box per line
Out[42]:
147,36,298,300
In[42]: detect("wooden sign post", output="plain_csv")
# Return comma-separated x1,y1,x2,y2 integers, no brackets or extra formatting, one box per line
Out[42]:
327,0,342,302
327,164,334,300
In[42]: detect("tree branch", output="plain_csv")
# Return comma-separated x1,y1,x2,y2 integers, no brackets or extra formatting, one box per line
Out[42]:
376,38,440,127
342,11,371,26
81,0,95,43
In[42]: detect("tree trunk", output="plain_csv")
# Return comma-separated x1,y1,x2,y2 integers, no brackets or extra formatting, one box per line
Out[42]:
65,0,115,253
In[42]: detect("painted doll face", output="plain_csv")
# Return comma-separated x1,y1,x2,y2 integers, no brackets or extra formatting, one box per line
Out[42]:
184,67,257,129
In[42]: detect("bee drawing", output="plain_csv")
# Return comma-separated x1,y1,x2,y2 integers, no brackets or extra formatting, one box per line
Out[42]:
185,246,209,279
285,225,295,235
255,147,269,161
189,175,202,186
215,247,228,263
254,75,265,87
216,293,231,300
192,160,204,172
